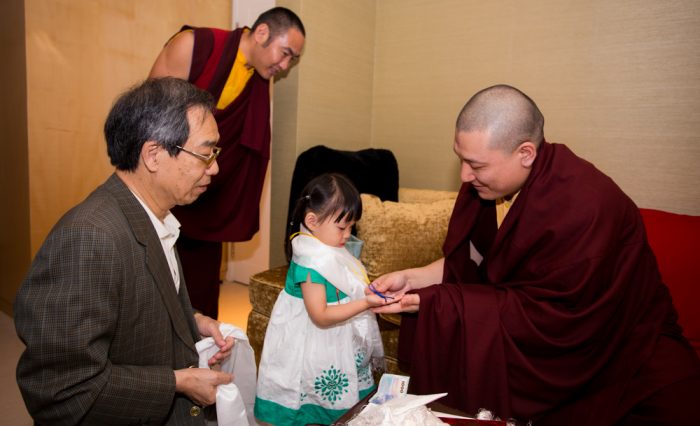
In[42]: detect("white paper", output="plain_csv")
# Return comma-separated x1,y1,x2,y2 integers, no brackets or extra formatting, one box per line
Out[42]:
348,393,449,425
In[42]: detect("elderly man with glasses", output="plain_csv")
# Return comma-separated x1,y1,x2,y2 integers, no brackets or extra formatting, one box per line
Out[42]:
15,77,235,425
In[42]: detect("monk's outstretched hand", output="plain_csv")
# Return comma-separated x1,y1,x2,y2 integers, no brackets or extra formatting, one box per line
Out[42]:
366,271,411,298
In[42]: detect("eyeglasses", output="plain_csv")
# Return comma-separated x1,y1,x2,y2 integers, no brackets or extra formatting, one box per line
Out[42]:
176,145,221,167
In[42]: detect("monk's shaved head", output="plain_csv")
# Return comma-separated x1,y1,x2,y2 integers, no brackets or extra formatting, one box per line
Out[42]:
456,84,544,152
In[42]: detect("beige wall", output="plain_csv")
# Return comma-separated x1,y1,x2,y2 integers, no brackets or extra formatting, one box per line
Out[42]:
372,0,700,214
25,0,231,256
270,0,700,265
4,1,699,291
0,0,30,315
270,0,377,266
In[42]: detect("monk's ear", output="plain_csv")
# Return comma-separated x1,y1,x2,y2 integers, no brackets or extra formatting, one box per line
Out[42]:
517,141,537,168
304,211,319,232
254,23,271,45
141,140,161,172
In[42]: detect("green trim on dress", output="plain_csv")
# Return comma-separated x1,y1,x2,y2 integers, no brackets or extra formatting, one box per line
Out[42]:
254,386,375,426
284,261,349,302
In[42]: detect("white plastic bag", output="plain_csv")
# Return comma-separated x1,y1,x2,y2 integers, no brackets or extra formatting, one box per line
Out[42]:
196,323,257,426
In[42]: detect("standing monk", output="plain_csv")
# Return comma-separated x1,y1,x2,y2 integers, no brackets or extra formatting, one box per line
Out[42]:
371,84,700,425
149,7,305,318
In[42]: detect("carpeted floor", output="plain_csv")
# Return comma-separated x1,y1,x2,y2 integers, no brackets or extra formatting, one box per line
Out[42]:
0,310,31,425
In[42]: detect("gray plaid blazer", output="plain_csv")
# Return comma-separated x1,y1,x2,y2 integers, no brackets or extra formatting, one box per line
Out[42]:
15,174,206,425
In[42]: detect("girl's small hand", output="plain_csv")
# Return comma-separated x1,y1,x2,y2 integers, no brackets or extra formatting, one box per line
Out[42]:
365,293,390,308
372,293,419,313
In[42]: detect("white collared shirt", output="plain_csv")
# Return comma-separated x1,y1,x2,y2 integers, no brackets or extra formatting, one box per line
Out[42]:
131,192,182,292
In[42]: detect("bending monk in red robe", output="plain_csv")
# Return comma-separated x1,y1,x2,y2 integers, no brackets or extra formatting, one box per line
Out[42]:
149,7,305,318
371,84,700,425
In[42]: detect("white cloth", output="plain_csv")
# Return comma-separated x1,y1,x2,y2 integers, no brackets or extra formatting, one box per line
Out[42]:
196,323,257,426
291,232,385,374
255,231,384,422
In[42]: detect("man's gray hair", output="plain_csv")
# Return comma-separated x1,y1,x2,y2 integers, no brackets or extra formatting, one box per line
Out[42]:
104,77,215,171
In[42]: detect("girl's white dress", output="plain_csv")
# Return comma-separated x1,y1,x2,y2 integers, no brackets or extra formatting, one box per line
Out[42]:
254,232,385,426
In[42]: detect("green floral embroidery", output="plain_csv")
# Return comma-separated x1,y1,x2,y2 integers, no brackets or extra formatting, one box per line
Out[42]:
314,365,349,404
355,351,365,367
355,351,371,383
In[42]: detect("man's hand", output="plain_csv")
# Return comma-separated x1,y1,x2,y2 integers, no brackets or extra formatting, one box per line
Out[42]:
174,368,232,407
366,259,443,314
367,271,411,299
372,293,420,313
194,313,235,366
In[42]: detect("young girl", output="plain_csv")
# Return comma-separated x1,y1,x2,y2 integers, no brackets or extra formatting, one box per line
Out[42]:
254,173,386,426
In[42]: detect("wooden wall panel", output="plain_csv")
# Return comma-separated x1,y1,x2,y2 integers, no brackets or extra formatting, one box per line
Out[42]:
0,0,30,315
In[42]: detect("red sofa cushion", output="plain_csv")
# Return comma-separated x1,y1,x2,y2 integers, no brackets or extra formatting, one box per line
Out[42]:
639,208,700,357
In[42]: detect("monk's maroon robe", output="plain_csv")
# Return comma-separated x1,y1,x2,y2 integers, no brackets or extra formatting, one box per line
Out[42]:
171,27,271,242
400,142,700,424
